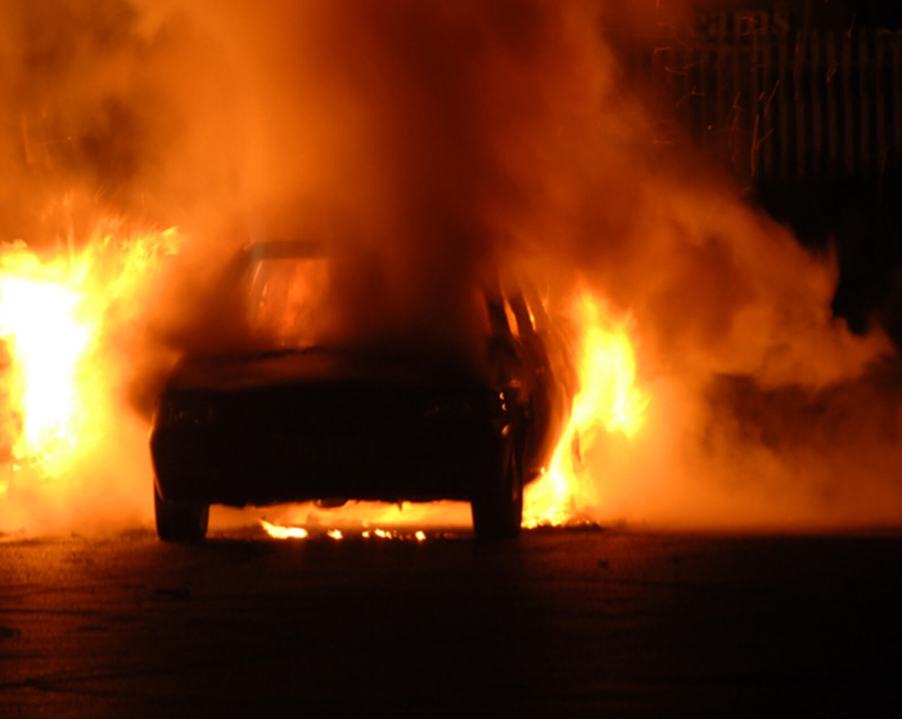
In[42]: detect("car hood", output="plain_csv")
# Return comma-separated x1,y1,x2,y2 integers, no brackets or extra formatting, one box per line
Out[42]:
166,346,488,393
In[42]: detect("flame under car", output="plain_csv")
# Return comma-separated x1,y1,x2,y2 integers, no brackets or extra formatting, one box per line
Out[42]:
150,241,571,541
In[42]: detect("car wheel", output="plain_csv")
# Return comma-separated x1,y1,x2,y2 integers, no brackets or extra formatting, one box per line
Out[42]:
471,440,523,541
154,489,209,543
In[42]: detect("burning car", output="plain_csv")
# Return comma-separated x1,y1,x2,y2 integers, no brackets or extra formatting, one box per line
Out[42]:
150,240,572,542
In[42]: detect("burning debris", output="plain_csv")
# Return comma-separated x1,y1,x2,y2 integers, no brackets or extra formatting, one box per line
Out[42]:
259,520,308,540
260,518,431,543
0,1,900,536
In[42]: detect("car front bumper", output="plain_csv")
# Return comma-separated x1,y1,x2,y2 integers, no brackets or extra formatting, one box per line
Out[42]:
151,415,507,506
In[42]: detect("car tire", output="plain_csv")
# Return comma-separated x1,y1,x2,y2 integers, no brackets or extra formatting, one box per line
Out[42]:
154,489,209,543
471,440,523,541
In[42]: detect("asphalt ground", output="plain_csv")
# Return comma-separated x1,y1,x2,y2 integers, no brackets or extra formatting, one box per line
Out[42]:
1,526,901,717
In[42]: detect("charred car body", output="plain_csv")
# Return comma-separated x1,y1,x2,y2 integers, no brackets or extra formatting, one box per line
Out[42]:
150,241,572,541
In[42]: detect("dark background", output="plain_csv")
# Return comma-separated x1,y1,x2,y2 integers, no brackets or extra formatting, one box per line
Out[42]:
614,0,902,344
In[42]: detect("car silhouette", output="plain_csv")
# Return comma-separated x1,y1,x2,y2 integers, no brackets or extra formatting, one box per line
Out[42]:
150,240,572,541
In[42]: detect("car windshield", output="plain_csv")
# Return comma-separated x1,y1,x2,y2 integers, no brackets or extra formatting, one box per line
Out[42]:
232,241,510,357
243,246,331,349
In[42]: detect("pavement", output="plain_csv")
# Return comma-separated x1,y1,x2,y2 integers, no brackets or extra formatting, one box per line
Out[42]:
1,526,901,717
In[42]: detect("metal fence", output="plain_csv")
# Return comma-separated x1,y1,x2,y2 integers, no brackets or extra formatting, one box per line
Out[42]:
644,28,902,183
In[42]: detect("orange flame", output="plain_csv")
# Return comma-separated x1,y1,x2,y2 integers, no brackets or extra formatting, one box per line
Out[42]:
523,289,649,528
0,271,90,468
260,519,309,539
0,224,180,511
260,521,431,542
